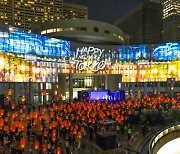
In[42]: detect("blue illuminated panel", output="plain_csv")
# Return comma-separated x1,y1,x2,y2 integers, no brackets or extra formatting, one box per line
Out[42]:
118,43,180,61
118,45,147,60
89,90,125,101
0,26,70,57
89,90,110,101
152,42,180,61
0,23,179,61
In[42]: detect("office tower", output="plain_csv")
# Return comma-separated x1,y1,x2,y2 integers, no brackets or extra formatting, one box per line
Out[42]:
63,2,88,20
114,0,163,44
0,0,63,31
0,0,13,25
0,1,88,32
162,0,180,42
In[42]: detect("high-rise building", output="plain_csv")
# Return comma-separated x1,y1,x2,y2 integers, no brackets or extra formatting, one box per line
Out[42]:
114,0,163,45
0,0,88,32
0,0,63,31
162,0,180,42
63,2,88,20
0,0,12,25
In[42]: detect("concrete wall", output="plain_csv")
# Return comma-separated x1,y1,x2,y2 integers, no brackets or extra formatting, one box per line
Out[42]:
39,19,126,44
0,82,58,105
105,74,122,92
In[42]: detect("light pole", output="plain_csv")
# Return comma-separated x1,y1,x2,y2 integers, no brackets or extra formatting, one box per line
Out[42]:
170,78,175,98
42,89,46,105
7,89,12,105
19,95,25,105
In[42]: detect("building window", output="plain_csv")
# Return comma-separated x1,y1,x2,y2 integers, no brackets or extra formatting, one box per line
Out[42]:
75,27,87,31
104,30,110,34
46,83,52,89
94,27,99,32
41,30,46,35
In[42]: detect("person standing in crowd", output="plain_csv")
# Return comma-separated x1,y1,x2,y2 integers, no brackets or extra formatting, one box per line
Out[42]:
0,93,178,154
72,134,76,151
47,141,51,153
116,124,120,135
65,139,70,154
120,124,125,135
0,131,3,145
89,125,93,140
18,147,23,154
11,147,17,154
26,129,30,141
142,125,147,137
127,127,132,139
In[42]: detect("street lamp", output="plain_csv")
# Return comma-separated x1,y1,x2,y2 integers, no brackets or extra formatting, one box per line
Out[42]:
20,95,25,104
42,89,46,105
7,89,12,105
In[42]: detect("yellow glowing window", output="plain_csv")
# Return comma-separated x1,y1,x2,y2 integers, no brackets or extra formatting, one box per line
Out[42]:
46,29,54,33
28,1,34,4
57,28,63,32
41,30,46,35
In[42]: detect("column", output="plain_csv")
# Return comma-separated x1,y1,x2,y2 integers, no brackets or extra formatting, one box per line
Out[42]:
58,74,67,101
105,74,122,92
69,74,73,102
24,83,28,105
42,83,46,105
94,76,98,90
132,83,136,96
128,83,131,97
104,74,107,90
143,82,147,95
29,81,34,105
152,82,156,93
13,82,18,105
38,83,42,104
157,82,160,94
170,79,174,98
167,80,170,97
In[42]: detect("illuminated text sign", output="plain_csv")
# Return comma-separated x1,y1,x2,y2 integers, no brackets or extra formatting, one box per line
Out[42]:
75,46,106,72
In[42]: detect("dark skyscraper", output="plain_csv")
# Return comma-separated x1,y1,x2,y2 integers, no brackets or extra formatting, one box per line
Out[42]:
65,0,142,24
63,2,88,20
114,0,163,45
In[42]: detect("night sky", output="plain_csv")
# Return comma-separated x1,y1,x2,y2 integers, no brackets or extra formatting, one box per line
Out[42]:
65,0,142,24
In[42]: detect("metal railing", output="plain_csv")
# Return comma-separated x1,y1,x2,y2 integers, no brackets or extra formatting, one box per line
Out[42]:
149,123,180,154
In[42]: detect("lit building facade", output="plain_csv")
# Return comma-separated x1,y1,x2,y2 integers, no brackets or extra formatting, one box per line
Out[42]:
0,23,179,105
162,0,180,42
0,0,88,32
163,0,180,20
0,0,63,31
63,2,88,20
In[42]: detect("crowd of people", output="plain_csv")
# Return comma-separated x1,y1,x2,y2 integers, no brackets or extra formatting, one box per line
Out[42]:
0,94,179,153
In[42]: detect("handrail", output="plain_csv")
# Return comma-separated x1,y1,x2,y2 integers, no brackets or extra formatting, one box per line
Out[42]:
149,123,180,154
